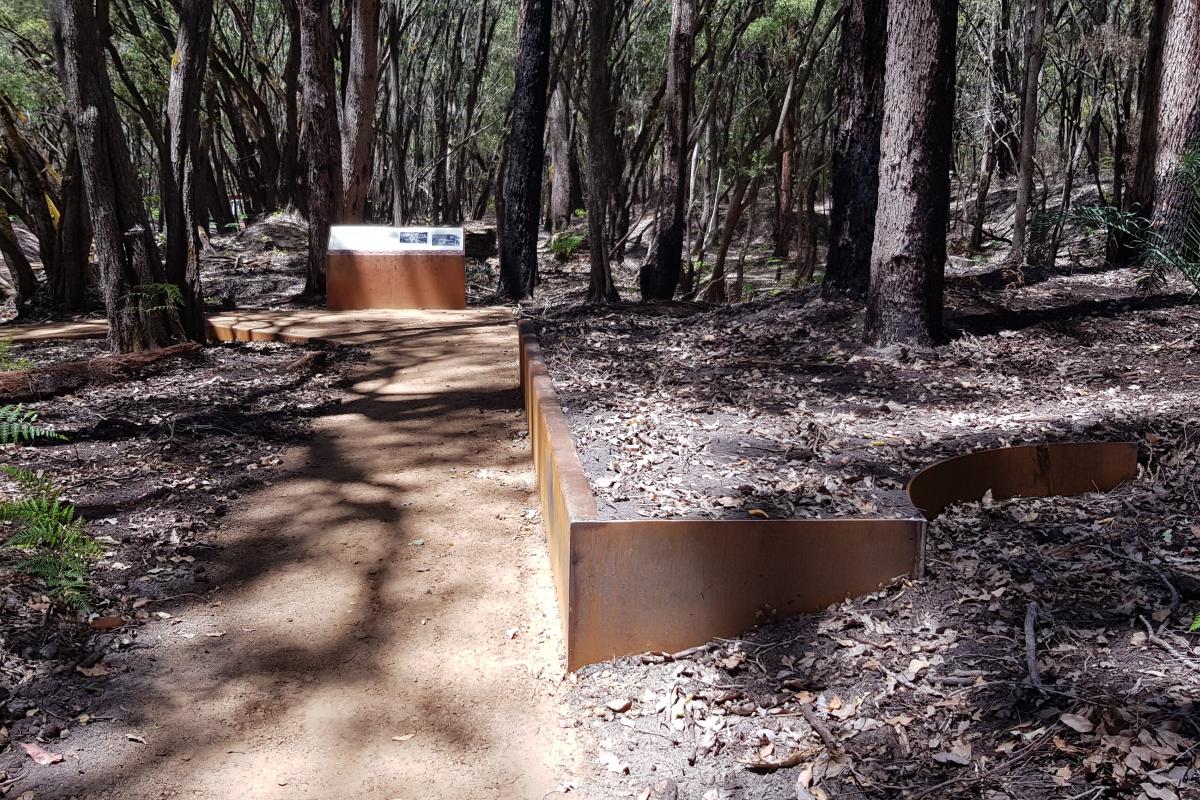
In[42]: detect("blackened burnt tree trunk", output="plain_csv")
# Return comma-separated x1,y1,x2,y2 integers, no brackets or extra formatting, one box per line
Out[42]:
340,0,382,223
864,0,958,347
165,0,214,343
499,0,553,300
584,0,620,304
299,0,343,295
639,0,695,301
50,0,181,353
823,0,886,300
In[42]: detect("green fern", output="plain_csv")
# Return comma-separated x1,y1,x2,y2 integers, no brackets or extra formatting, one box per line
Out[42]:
0,405,63,445
123,282,184,315
1,466,97,608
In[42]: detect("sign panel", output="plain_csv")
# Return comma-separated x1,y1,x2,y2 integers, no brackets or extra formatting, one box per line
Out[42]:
328,226,464,254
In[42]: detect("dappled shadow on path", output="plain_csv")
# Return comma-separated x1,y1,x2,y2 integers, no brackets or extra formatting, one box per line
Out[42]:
22,312,567,800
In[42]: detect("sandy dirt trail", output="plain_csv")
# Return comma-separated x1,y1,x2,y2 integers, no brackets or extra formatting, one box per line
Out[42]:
33,310,579,799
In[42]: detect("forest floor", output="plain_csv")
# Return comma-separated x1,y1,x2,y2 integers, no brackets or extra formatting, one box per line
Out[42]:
532,251,1200,797
0,311,581,799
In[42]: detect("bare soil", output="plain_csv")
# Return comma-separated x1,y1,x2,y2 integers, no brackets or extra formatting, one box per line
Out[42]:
1,313,580,799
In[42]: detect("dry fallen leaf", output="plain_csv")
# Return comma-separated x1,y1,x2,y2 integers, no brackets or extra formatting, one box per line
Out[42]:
1060,713,1094,734
76,663,112,677
89,615,124,631
19,741,64,766
392,733,416,742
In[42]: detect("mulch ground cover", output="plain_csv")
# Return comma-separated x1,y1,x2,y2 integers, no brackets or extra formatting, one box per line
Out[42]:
534,265,1200,799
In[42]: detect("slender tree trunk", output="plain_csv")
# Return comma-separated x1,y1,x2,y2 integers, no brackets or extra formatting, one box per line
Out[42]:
584,0,620,303
340,0,382,222
50,0,181,353
498,0,553,300
0,206,37,311
1009,0,1048,267
823,0,886,300
299,0,343,295
639,0,695,301
165,0,213,343
864,0,958,348
546,84,573,231
279,0,303,207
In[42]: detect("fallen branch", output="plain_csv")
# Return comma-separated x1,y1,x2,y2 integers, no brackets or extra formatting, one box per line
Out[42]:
1025,601,1044,690
0,342,202,403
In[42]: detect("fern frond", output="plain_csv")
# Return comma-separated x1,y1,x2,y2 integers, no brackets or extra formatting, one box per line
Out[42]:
0,405,63,445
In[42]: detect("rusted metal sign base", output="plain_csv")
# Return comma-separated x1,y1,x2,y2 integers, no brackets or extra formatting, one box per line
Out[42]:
327,252,467,311
518,321,1142,671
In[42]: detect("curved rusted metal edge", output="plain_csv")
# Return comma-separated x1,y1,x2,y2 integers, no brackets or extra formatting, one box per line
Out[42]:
906,441,1140,521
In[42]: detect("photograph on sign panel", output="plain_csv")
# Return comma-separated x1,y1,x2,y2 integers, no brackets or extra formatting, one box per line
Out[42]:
432,232,461,247
397,231,428,245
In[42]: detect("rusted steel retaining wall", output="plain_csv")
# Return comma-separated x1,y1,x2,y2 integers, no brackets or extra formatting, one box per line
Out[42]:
517,320,927,670
907,441,1139,519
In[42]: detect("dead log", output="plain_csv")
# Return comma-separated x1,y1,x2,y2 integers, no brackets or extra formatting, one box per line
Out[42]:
0,342,203,403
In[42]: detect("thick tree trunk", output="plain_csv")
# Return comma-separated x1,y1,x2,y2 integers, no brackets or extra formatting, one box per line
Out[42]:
165,0,214,343
584,0,620,304
823,0,886,300
864,0,958,348
1009,0,1048,267
1130,0,1168,217
340,0,382,223
298,0,343,295
50,0,181,353
639,0,695,301
498,0,553,300
1148,0,1200,256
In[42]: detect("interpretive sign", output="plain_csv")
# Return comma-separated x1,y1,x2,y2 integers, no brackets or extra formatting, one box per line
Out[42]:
327,225,467,311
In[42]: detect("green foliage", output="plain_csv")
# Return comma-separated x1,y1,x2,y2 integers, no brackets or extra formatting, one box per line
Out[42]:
124,282,185,315
0,337,34,371
1,466,98,608
1070,149,1200,293
0,404,63,445
1190,613,1200,633
548,232,587,261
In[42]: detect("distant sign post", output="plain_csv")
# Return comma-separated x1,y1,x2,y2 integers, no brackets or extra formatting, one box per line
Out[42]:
326,226,467,311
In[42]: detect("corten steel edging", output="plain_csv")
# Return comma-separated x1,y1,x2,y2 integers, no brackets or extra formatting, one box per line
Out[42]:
568,518,925,668
327,251,467,311
516,320,927,671
906,441,1139,520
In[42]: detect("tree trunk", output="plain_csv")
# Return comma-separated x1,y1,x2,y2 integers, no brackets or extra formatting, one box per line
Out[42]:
298,0,343,295
1148,0,1200,256
584,0,620,304
50,0,181,353
0,206,37,311
341,0,381,223
1009,0,1048,268
864,0,958,348
546,84,573,232
165,0,214,343
639,0,695,301
823,0,886,300
498,0,553,300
